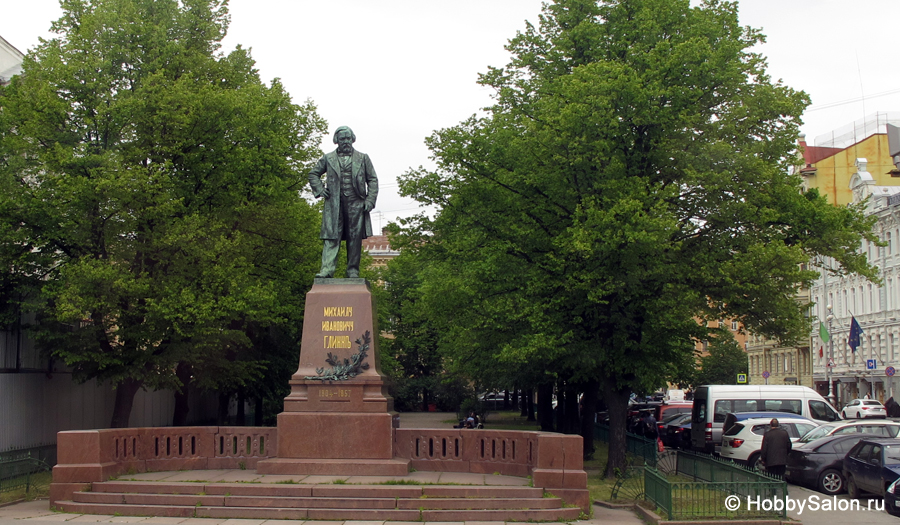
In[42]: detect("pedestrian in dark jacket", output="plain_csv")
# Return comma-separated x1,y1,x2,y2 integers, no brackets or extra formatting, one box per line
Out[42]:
759,418,791,477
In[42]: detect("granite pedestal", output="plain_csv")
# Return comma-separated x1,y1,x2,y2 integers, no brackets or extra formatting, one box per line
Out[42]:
257,278,409,476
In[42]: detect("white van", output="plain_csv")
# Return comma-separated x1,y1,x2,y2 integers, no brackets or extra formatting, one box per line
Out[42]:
690,385,841,454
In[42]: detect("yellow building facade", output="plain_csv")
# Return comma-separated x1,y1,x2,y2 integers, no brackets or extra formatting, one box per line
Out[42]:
745,114,900,393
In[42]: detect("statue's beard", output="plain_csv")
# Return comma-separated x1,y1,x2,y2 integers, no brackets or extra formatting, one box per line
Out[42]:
337,143,353,154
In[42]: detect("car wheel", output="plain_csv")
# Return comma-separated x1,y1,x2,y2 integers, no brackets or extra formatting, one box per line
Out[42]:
747,452,763,471
818,469,844,495
842,410,847,419
847,475,861,499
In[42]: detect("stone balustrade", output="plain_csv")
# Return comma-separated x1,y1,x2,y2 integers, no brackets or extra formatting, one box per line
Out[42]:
393,428,588,509
52,425,588,511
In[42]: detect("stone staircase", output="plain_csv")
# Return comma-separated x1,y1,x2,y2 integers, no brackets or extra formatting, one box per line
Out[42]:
55,480,583,521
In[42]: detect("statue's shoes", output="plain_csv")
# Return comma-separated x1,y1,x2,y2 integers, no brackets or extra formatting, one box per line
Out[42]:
315,273,334,278
346,272,360,278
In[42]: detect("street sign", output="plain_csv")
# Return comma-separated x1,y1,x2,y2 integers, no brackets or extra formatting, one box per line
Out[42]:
867,359,877,370
762,371,770,379
887,366,896,377
737,373,748,384
827,358,835,368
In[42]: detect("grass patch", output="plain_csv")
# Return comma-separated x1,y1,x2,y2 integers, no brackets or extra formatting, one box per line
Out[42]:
0,471,52,504
274,479,298,484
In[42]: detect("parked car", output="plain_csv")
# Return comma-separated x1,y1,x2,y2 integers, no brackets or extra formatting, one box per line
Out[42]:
842,399,887,419
885,477,900,515
660,413,691,447
722,411,811,436
798,420,900,443
842,438,900,498
719,416,818,469
478,392,505,410
666,419,692,449
656,402,693,423
785,434,868,495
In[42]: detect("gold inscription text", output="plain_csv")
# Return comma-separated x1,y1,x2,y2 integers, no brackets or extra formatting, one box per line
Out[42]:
321,320,354,332
324,307,353,317
324,335,352,349
319,388,352,399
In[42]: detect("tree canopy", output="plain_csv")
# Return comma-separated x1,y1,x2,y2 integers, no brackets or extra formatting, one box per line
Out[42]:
393,0,878,475
0,0,326,426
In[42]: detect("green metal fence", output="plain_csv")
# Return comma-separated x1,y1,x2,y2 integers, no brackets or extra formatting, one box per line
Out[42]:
0,454,52,498
676,449,784,484
594,423,658,466
644,451,788,520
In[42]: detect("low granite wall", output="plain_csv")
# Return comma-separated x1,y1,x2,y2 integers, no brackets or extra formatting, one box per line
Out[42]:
51,425,588,512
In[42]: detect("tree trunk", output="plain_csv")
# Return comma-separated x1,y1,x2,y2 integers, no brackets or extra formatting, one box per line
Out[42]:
217,392,230,425
172,362,192,426
422,387,430,412
538,383,554,431
563,384,580,434
237,390,246,426
255,397,263,426
110,377,143,428
580,380,599,460
603,380,631,479
503,389,511,410
526,389,536,421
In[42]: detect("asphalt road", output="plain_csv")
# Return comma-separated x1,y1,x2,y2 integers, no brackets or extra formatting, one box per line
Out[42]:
784,484,900,525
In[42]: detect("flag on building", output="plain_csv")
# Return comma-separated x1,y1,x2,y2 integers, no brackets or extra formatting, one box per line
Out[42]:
818,346,823,358
848,316,863,353
819,322,830,343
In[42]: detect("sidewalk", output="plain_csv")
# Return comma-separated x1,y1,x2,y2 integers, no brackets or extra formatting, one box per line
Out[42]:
0,499,643,525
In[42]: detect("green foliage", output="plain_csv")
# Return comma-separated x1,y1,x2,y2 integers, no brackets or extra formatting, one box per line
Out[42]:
691,330,750,387
0,0,326,426
394,0,878,475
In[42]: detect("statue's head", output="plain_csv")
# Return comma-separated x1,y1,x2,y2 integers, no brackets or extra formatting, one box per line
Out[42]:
333,126,356,143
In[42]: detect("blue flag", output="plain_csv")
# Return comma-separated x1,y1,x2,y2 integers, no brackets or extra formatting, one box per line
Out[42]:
849,316,863,353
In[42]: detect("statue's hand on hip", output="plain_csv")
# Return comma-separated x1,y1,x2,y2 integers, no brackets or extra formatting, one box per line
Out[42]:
321,188,331,199
365,202,374,212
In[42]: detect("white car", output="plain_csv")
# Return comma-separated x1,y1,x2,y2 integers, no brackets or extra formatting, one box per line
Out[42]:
720,417,819,469
798,420,900,443
841,399,887,419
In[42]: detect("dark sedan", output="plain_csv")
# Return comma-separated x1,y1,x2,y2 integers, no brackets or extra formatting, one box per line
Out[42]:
666,419,692,449
660,413,691,447
842,437,900,498
785,434,865,495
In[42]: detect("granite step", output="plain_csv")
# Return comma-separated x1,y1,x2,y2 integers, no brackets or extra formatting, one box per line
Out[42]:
73,491,565,510
57,479,578,522
56,501,581,522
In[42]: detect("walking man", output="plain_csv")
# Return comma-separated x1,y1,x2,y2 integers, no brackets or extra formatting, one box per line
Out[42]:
759,418,791,477
308,126,378,278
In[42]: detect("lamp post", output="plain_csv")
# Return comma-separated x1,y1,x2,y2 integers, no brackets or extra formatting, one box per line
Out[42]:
827,305,835,407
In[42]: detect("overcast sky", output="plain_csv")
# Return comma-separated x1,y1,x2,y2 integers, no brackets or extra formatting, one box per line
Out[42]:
3,0,900,227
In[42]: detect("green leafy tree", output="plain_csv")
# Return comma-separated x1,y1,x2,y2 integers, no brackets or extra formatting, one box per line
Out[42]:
379,250,444,411
0,0,326,427
692,331,749,386
395,0,877,476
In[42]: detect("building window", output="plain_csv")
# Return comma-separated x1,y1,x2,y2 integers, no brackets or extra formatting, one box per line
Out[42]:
869,284,873,314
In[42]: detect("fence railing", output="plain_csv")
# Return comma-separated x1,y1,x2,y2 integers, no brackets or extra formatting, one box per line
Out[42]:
0,455,51,497
644,450,788,520
676,449,784,483
594,423,658,466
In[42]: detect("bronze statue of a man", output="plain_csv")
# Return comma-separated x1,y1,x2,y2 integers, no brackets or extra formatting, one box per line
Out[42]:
308,126,378,278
